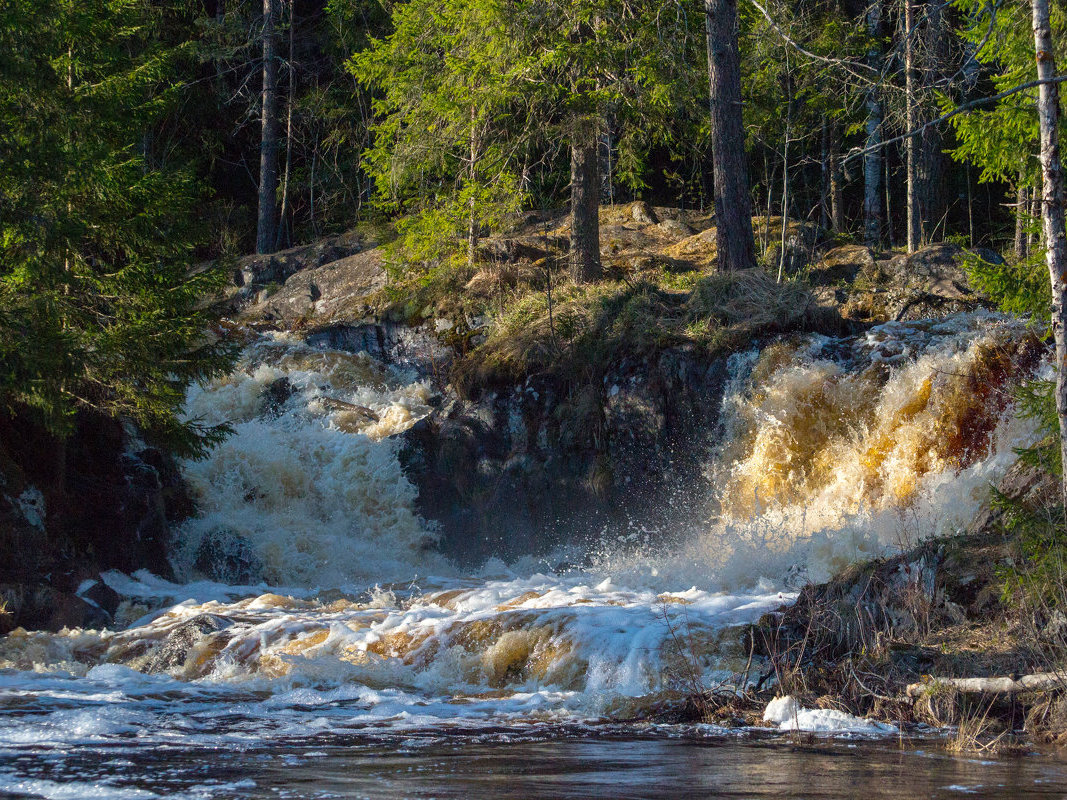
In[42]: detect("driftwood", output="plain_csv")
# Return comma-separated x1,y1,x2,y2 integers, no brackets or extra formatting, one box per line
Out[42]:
905,673,1067,698
320,396,380,421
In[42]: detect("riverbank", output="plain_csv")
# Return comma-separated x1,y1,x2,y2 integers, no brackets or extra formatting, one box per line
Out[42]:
2,204,1061,753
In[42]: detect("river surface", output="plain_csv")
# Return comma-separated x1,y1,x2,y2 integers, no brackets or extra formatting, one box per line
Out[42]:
5,725,1067,799
0,312,1056,797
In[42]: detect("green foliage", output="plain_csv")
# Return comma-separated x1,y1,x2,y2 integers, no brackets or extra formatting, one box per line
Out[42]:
352,0,705,275
0,0,236,458
995,485,1067,609
949,0,1067,186
962,250,1051,323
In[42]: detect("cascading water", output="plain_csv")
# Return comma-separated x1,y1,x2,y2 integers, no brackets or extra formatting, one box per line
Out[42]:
0,312,1047,797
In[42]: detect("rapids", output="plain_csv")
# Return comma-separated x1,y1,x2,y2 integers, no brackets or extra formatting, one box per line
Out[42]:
0,311,1049,797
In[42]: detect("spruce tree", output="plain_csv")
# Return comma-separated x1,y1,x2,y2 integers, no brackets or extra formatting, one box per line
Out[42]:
0,0,236,458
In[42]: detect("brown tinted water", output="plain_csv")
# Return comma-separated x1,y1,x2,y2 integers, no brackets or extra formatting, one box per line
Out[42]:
4,732,1067,799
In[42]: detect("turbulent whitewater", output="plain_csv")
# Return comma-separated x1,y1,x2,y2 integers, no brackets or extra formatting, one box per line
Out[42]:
0,312,1046,796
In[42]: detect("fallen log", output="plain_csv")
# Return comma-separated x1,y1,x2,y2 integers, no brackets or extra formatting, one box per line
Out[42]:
905,673,1067,698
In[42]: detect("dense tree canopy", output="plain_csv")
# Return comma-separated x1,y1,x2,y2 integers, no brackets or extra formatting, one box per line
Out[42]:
6,0,1067,465
0,0,235,456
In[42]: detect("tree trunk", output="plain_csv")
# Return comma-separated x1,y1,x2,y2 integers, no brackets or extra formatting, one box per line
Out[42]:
885,155,895,250
468,106,480,268
830,124,844,234
907,673,1066,697
777,73,793,282
569,120,601,283
918,0,949,237
820,117,830,233
967,164,975,247
1032,182,1043,251
905,0,920,253
1032,0,1067,501
256,0,279,255
1016,171,1029,261
706,0,756,272
864,1,884,247
275,0,294,252
763,148,774,255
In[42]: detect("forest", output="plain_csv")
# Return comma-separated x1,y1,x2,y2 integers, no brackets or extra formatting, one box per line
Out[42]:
10,0,1067,788
6,0,1067,475
3,0,1067,456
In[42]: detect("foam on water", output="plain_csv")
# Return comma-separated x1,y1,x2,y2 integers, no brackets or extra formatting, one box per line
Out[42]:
174,334,448,586
0,313,1049,797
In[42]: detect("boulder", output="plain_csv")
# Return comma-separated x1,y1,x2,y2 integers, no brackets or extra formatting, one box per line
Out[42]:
630,201,660,226
239,248,386,328
143,614,229,673
193,528,264,585
807,244,876,286
844,243,989,322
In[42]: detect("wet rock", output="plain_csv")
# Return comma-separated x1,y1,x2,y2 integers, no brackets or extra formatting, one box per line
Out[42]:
966,460,1058,537
118,452,170,573
304,321,452,374
143,614,229,673
0,584,107,633
193,528,263,585
399,347,729,564
81,579,122,618
0,407,192,631
262,377,294,415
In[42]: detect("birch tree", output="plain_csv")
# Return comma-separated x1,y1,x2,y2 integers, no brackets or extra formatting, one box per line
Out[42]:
1031,0,1067,500
256,0,280,254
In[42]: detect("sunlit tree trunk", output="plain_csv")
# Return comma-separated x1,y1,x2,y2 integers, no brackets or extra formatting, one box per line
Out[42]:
569,118,601,283
256,0,279,254
706,0,756,271
1032,0,1067,499
830,123,844,234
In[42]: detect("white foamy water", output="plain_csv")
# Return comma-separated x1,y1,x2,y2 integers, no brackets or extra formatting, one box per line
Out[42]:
0,313,1047,797
174,333,447,587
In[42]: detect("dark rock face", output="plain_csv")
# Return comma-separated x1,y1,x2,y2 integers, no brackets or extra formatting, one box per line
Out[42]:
0,410,189,631
0,584,108,634
399,346,732,563
193,528,263,585
304,320,451,373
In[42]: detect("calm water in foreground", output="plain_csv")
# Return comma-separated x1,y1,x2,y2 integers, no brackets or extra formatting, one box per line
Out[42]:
4,730,1067,799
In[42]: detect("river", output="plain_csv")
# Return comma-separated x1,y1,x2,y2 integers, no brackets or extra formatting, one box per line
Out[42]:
0,311,1055,798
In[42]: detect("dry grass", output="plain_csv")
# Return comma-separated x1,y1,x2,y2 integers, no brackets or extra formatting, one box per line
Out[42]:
455,268,843,393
